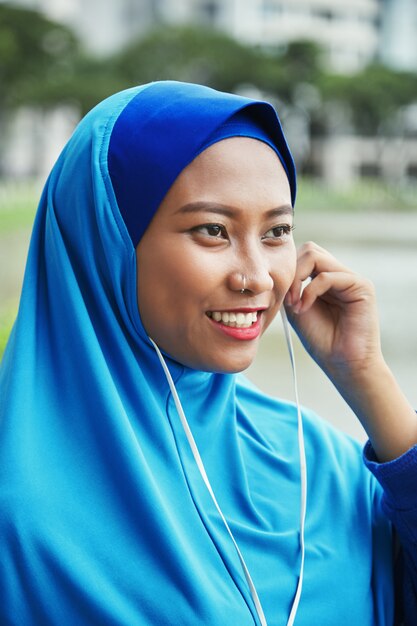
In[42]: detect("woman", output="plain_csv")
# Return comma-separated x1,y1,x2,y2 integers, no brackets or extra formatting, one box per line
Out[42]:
0,81,416,625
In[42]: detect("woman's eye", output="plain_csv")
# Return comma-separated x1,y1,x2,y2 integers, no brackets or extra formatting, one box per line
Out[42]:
194,223,228,238
262,224,293,240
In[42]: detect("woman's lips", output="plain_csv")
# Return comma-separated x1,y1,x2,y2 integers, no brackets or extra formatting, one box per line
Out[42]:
206,309,264,341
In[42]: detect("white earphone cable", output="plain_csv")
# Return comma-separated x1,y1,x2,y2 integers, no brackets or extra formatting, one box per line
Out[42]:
149,337,268,626
280,308,307,626
150,312,307,626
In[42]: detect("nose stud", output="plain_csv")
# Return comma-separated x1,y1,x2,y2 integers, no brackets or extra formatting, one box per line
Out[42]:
240,275,247,294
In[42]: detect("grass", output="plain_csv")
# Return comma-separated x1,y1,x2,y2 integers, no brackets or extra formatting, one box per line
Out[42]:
0,180,39,233
1,177,417,230
296,177,417,213
0,177,416,236
0,303,17,359
0,181,39,359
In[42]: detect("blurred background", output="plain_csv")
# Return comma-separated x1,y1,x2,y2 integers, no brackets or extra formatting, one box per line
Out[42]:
1,0,416,440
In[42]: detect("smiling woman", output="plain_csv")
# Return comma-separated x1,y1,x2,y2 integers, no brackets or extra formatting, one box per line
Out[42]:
136,137,296,372
0,81,416,626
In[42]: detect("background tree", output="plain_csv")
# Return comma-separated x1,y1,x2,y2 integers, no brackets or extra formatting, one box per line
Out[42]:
0,3,79,110
319,64,417,136
256,40,323,103
110,25,261,94
2,4,417,140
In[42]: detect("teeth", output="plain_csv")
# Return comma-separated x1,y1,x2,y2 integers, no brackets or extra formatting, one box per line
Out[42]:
209,311,258,328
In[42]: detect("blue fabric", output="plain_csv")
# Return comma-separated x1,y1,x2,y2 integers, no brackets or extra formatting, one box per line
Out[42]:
364,442,417,623
0,81,396,625
198,108,292,183
108,81,296,246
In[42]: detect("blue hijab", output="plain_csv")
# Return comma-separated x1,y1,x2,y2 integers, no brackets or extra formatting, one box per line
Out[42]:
0,82,393,625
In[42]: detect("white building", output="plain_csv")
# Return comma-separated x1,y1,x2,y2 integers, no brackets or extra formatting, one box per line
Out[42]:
12,0,383,72
156,0,382,73
4,0,417,184
9,0,155,54
380,0,417,71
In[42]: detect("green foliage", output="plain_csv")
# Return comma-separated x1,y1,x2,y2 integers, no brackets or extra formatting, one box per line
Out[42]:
256,40,323,100
0,2,79,109
110,29,324,107
25,54,126,116
1,4,417,137
320,64,417,135
111,25,261,93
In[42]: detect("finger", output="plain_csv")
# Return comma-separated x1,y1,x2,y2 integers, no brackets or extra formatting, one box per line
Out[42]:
296,242,350,278
293,271,367,314
286,242,353,306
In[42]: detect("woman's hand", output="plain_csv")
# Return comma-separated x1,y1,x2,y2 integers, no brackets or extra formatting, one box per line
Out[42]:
284,241,417,463
284,241,382,380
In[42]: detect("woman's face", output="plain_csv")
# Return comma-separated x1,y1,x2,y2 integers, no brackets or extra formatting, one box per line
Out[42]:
136,137,296,373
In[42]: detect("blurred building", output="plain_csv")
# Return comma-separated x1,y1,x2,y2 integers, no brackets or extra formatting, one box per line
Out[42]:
4,0,417,184
157,0,382,73
10,0,384,72
380,0,417,71
10,0,155,53
310,135,417,185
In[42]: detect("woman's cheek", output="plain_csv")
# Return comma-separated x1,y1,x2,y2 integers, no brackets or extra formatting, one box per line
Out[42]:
272,247,297,293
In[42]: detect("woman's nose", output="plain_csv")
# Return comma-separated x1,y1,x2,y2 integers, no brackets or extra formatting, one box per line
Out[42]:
228,263,274,295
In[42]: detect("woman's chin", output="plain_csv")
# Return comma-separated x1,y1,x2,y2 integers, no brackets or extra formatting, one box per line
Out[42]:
192,348,259,375
153,333,260,375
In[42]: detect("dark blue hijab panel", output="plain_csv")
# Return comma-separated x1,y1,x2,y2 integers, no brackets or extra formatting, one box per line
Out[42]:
108,81,296,246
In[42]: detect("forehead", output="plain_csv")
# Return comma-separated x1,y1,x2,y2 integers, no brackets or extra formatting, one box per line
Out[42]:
162,137,292,211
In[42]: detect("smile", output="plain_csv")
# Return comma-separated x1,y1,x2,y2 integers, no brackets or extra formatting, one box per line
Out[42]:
207,310,257,328
206,309,264,341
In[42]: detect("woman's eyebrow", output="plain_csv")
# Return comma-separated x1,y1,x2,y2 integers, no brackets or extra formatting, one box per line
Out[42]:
176,201,294,218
